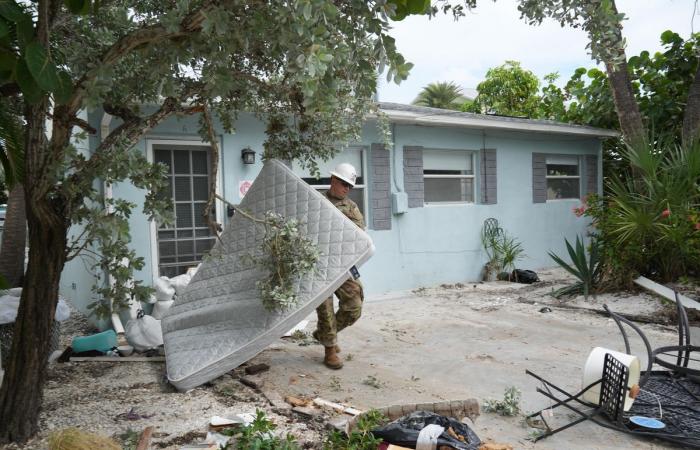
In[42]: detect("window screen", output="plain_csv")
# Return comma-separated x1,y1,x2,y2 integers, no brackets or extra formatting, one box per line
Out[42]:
423,150,475,203
154,145,216,278
546,155,580,200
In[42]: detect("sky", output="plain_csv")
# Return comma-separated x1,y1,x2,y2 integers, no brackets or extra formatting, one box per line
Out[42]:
378,0,697,104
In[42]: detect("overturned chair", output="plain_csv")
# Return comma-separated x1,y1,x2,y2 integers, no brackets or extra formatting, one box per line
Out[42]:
526,294,700,448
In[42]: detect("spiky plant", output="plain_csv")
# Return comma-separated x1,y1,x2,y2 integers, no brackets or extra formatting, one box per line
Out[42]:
549,236,601,299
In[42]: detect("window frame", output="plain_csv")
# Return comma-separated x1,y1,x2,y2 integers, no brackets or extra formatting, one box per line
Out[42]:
423,149,477,205
294,146,368,219
146,138,223,280
545,155,581,201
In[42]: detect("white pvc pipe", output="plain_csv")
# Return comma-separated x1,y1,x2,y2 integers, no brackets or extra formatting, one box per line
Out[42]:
100,112,126,334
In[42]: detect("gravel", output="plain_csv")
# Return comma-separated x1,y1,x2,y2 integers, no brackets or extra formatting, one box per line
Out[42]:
3,304,329,450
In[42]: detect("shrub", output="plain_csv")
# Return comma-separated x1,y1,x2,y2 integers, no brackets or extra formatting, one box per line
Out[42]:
580,140,700,284
549,235,601,298
483,387,522,416
481,218,526,279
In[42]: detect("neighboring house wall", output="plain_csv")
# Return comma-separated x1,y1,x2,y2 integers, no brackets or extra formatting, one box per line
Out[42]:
60,110,603,327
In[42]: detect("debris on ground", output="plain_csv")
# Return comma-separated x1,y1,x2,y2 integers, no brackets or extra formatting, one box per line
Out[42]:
371,411,480,449
244,363,270,375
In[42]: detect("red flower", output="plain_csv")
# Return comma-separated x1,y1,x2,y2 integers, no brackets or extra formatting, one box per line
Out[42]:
573,206,585,217
695,222,700,231
661,208,671,218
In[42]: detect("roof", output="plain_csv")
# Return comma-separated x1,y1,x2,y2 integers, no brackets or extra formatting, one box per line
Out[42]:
378,102,619,138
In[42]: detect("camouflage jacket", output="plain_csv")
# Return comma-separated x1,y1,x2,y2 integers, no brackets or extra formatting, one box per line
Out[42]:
325,190,365,230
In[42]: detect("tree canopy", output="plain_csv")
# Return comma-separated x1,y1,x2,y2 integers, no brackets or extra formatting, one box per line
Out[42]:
466,60,541,117
412,80,468,110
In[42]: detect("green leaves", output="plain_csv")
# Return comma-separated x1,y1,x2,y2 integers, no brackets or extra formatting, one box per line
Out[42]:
0,1,74,104
25,42,60,91
388,0,431,21
549,236,600,299
64,0,91,15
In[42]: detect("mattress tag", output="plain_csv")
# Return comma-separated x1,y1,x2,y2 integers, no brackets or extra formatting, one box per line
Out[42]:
349,266,360,280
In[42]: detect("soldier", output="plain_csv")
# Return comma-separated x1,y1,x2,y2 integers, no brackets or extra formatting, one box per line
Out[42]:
313,163,365,369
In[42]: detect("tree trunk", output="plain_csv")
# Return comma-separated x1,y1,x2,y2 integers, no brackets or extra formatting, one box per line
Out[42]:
0,212,66,443
605,60,646,147
0,185,27,286
0,97,69,443
682,63,700,146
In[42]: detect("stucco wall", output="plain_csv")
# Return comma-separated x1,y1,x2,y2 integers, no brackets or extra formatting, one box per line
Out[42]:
61,110,602,325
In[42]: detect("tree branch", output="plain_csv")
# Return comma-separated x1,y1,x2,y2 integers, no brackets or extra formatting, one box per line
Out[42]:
202,106,223,239
64,5,212,115
70,117,97,134
68,93,202,192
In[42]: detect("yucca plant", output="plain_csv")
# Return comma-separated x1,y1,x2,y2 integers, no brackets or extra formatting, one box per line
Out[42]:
549,236,601,299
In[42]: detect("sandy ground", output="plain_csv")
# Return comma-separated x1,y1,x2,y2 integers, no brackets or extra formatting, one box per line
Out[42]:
2,268,696,450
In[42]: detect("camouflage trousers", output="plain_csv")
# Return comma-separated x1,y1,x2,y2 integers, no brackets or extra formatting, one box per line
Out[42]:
315,278,364,347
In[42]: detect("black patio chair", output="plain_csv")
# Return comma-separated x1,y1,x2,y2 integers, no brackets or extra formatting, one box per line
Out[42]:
526,302,700,448
651,291,700,379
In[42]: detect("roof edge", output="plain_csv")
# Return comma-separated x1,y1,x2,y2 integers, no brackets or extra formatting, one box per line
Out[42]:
377,102,619,138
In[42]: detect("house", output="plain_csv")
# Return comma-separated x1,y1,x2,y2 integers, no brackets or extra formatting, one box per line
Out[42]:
62,103,616,328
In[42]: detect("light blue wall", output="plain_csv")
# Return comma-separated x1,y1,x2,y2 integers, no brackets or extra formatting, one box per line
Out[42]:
61,110,602,325
361,123,600,293
59,110,112,329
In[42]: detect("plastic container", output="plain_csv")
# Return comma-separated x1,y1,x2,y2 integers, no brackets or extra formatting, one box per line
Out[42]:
71,329,118,353
582,347,640,411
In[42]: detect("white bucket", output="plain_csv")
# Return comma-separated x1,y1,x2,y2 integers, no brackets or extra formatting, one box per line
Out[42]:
582,347,640,411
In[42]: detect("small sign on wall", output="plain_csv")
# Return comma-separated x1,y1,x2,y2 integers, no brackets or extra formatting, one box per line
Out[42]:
239,180,253,198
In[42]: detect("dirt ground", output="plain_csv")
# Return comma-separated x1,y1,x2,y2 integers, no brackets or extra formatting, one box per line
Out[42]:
3,268,695,450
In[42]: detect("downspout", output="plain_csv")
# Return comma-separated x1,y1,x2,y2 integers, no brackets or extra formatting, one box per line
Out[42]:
100,112,126,335
390,122,403,193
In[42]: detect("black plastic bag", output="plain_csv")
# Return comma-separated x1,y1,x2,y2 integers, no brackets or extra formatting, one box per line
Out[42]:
511,269,539,284
371,411,480,449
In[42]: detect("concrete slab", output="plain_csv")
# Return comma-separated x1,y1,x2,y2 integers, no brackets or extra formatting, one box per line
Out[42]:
247,273,683,449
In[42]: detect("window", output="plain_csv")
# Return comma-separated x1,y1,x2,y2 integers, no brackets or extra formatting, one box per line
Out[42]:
546,155,580,200
293,148,366,215
153,145,217,278
423,150,475,203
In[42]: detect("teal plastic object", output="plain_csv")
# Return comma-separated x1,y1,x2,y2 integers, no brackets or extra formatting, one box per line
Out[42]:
71,329,117,353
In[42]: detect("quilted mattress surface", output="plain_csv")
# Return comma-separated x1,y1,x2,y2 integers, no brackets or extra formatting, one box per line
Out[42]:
162,159,375,390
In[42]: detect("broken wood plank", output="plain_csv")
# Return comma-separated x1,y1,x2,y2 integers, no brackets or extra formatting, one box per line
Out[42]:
69,356,166,362
135,426,153,450
634,276,700,311
313,397,362,416
285,395,311,407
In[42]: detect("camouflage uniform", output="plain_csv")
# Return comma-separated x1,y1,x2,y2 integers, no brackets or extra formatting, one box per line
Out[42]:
315,190,365,347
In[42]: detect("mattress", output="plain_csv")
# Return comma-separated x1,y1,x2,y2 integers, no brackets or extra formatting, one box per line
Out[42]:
162,159,375,391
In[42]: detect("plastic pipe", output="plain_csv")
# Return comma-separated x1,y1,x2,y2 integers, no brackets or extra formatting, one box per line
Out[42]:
100,112,127,335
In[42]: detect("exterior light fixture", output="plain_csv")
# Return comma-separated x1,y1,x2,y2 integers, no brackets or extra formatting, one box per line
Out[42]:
241,147,255,165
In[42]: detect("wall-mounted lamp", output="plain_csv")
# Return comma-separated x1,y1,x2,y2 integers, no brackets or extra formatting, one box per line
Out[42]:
241,147,256,165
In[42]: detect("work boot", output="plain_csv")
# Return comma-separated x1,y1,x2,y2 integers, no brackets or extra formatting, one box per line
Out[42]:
312,330,340,353
323,346,343,369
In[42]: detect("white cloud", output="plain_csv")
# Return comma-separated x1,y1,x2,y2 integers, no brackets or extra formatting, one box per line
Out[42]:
378,0,693,104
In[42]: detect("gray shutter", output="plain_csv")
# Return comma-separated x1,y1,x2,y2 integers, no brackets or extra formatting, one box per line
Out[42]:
532,153,547,203
584,154,598,197
403,146,424,208
370,144,391,230
480,149,497,204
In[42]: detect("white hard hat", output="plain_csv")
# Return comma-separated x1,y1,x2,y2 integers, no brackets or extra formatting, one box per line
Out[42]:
330,163,357,187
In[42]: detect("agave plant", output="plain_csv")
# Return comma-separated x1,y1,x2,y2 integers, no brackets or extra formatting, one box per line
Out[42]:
549,236,601,299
